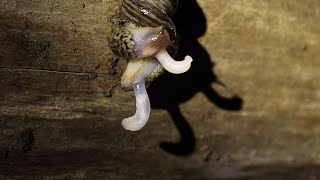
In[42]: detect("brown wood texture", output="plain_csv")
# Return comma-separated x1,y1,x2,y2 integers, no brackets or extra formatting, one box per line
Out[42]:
0,0,320,179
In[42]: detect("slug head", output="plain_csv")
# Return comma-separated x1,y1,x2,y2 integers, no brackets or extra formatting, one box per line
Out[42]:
131,26,172,58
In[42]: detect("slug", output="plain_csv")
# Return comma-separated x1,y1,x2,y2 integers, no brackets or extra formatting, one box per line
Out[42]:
108,0,193,131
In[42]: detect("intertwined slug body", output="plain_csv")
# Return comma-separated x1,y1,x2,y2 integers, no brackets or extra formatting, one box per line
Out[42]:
108,0,193,131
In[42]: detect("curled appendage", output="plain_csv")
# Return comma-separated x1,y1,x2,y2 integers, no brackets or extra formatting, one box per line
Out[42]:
122,81,150,131
155,49,193,74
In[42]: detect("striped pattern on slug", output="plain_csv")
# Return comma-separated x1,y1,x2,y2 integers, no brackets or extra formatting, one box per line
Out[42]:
121,0,177,31
109,0,179,59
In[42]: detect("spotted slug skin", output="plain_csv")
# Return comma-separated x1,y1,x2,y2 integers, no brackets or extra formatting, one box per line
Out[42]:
108,0,179,86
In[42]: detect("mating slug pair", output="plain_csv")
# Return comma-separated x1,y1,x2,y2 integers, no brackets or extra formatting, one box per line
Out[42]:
108,0,193,131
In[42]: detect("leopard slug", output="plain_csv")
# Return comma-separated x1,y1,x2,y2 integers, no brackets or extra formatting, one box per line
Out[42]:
108,0,193,131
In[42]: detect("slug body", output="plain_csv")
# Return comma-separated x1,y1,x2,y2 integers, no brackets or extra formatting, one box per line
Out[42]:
108,0,193,131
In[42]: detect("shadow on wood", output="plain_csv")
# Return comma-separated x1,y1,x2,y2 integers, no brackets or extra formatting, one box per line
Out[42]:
148,0,243,156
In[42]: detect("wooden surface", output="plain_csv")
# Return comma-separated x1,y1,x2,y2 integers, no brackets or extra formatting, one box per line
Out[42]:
0,0,320,179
